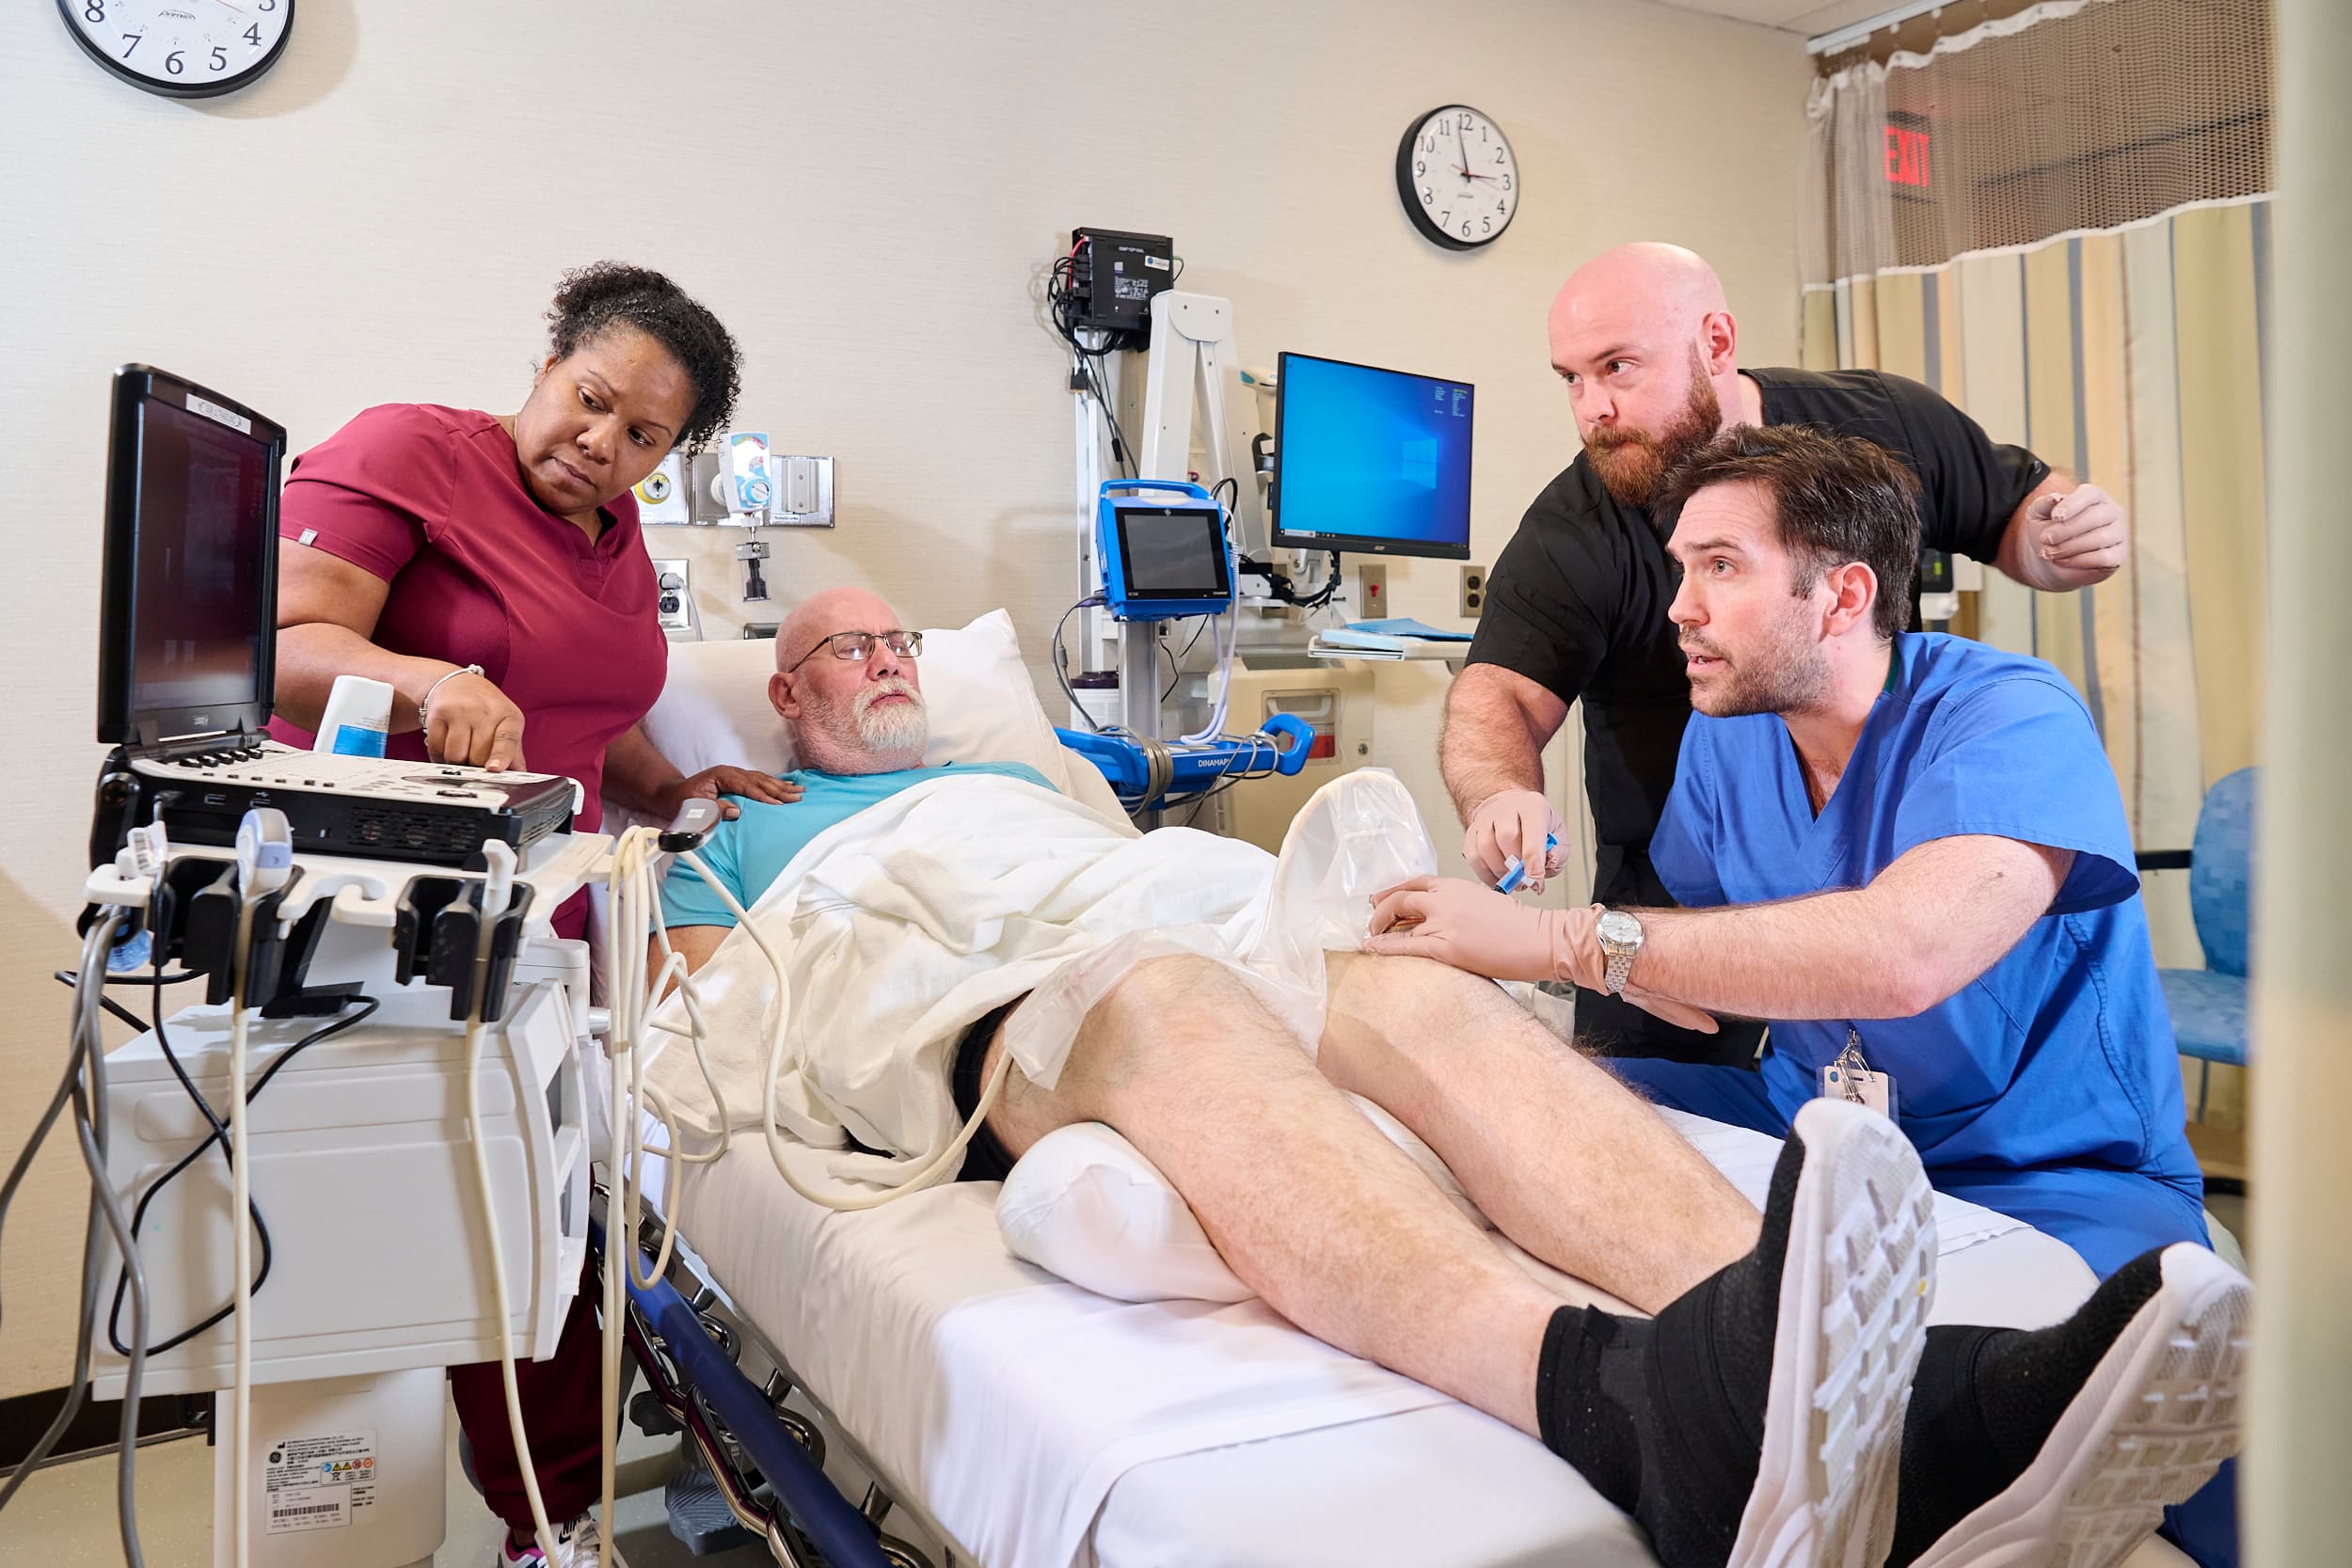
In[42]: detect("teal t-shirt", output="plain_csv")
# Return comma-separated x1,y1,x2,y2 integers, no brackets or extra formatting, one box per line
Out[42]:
659,762,1056,930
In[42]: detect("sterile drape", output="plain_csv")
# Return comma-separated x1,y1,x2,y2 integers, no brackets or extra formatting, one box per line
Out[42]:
1801,0,2274,1130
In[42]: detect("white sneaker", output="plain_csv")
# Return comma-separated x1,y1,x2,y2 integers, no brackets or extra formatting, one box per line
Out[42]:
496,1511,628,1568
1729,1097,1938,1568
1905,1242,2250,1568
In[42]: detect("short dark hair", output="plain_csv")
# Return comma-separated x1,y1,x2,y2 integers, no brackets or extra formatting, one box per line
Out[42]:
546,261,741,451
1654,424,1923,640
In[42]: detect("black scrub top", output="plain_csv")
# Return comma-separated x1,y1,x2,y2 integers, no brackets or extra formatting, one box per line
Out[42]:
1469,367,2048,1058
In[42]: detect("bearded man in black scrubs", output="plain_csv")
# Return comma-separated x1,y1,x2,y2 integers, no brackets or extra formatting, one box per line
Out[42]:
1440,243,2130,1062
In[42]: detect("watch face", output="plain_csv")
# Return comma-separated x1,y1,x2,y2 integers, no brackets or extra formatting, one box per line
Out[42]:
1597,911,1643,948
58,0,294,99
1395,104,1518,251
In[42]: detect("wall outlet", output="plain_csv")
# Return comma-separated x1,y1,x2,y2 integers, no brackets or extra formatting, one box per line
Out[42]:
1460,563,1488,619
1354,562,1388,620
649,557,696,637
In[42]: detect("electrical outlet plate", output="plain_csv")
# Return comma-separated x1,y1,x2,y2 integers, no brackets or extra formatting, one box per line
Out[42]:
649,557,694,635
1460,563,1487,619
1354,562,1388,620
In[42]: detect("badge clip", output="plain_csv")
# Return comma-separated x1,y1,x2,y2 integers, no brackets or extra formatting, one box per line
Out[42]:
1820,1028,1897,1118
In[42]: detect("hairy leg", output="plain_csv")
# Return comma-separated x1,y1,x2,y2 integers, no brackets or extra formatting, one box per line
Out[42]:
982,955,1562,1433
1315,950,1758,1312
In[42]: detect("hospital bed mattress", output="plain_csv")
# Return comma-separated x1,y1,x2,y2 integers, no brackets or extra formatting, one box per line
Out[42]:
671,1130,2192,1568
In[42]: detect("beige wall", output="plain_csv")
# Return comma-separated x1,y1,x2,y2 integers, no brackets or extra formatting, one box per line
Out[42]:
0,0,1807,1397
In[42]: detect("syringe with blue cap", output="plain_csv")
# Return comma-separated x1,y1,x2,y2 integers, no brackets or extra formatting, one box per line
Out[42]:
1495,832,1560,895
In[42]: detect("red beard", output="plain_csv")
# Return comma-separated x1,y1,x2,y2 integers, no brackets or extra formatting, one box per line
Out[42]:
1584,351,1724,510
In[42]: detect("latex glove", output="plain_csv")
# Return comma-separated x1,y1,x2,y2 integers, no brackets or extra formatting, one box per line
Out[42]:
1365,876,1579,982
421,669,527,771
1548,907,1724,1035
656,766,804,822
2021,483,2126,588
1462,789,1567,893
1616,982,1722,1037
1367,880,1724,1036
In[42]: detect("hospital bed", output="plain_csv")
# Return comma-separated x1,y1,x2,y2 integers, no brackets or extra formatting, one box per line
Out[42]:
607,620,2198,1568
621,1120,2191,1568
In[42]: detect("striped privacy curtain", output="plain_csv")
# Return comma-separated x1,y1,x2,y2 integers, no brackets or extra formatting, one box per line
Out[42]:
1802,0,2273,1128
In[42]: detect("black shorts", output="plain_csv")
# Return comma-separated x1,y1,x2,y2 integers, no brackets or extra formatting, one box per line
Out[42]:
948,996,1024,1183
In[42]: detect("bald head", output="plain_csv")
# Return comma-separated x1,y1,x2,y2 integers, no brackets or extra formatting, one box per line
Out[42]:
1549,243,1729,350
1547,244,1744,508
769,585,928,775
775,584,901,671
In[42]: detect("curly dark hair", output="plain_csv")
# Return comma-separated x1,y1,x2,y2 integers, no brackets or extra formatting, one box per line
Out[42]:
1653,424,1924,641
546,261,740,451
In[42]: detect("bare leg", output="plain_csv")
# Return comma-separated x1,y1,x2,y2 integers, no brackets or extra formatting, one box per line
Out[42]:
982,956,1562,1434
1315,950,1757,1312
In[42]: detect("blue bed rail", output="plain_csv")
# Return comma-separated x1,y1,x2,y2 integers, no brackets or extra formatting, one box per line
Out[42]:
599,1227,890,1568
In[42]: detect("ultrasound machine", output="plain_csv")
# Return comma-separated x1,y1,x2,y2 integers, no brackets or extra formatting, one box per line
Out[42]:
8,365,628,1568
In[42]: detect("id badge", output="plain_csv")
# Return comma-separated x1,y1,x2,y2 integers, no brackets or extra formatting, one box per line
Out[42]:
1820,1030,1898,1118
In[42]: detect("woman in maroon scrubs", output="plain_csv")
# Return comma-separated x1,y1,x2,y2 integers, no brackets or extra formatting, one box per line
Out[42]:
268,262,791,1568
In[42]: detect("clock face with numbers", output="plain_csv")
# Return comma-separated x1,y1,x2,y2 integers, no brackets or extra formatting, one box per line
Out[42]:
1395,104,1518,251
57,0,294,100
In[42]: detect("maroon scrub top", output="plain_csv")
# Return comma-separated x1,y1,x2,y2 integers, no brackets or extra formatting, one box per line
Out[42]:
267,403,669,845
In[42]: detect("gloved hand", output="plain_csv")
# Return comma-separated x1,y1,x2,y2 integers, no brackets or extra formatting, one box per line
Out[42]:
1462,789,1567,893
1364,875,1580,982
1365,877,1723,1036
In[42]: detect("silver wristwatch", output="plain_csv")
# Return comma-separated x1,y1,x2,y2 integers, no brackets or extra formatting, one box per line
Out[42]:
1596,909,1645,995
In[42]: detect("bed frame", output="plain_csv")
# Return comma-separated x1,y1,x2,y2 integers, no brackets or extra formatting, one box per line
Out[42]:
603,1206,968,1568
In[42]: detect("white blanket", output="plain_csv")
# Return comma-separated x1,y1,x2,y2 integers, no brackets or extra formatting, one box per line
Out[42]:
643,768,1438,1195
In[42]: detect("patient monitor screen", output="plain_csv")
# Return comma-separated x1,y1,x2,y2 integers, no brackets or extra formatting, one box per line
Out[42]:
1272,351,1473,561
127,398,274,720
1116,505,1232,600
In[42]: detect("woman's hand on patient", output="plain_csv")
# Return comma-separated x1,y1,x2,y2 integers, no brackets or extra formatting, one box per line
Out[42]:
1364,876,1580,982
656,766,803,822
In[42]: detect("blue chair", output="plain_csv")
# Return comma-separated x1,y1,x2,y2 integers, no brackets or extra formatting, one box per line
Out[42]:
2138,768,2257,1124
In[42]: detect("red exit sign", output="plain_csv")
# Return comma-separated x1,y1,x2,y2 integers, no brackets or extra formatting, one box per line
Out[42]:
1883,125,1931,190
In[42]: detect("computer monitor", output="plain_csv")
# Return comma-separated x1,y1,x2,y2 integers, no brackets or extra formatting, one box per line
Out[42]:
1270,351,1473,561
96,365,288,747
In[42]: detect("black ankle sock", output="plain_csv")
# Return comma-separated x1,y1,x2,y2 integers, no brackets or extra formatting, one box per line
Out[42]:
1887,1248,2169,1565
1536,1305,1649,1514
1533,1125,1807,1568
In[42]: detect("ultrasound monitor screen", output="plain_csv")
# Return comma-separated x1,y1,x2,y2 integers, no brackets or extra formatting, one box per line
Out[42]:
1116,506,1230,598
129,399,274,720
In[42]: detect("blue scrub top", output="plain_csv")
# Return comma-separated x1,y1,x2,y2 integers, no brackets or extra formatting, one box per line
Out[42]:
1651,633,2199,1191
660,762,1057,930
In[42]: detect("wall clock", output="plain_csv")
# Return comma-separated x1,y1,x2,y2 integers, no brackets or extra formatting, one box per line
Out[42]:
1396,104,1518,251
58,0,294,100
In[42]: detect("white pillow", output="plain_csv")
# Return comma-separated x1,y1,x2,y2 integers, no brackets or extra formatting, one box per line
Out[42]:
633,610,1123,819
996,1099,1486,1306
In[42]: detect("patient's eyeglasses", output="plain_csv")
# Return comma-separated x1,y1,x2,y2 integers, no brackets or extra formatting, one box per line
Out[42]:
786,628,924,672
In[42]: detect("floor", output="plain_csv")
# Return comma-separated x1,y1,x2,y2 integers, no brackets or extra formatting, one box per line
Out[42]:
2,1391,776,1567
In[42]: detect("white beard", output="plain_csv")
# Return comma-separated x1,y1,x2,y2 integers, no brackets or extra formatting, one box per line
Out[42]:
852,679,929,754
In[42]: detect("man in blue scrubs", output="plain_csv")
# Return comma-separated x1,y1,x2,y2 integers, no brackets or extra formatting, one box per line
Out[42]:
1368,424,2230,1565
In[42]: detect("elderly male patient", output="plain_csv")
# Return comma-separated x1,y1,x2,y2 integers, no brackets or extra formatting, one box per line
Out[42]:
656,586,2245,1568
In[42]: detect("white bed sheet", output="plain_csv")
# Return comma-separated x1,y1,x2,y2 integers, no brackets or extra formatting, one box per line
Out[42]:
665,1117,2188,1568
